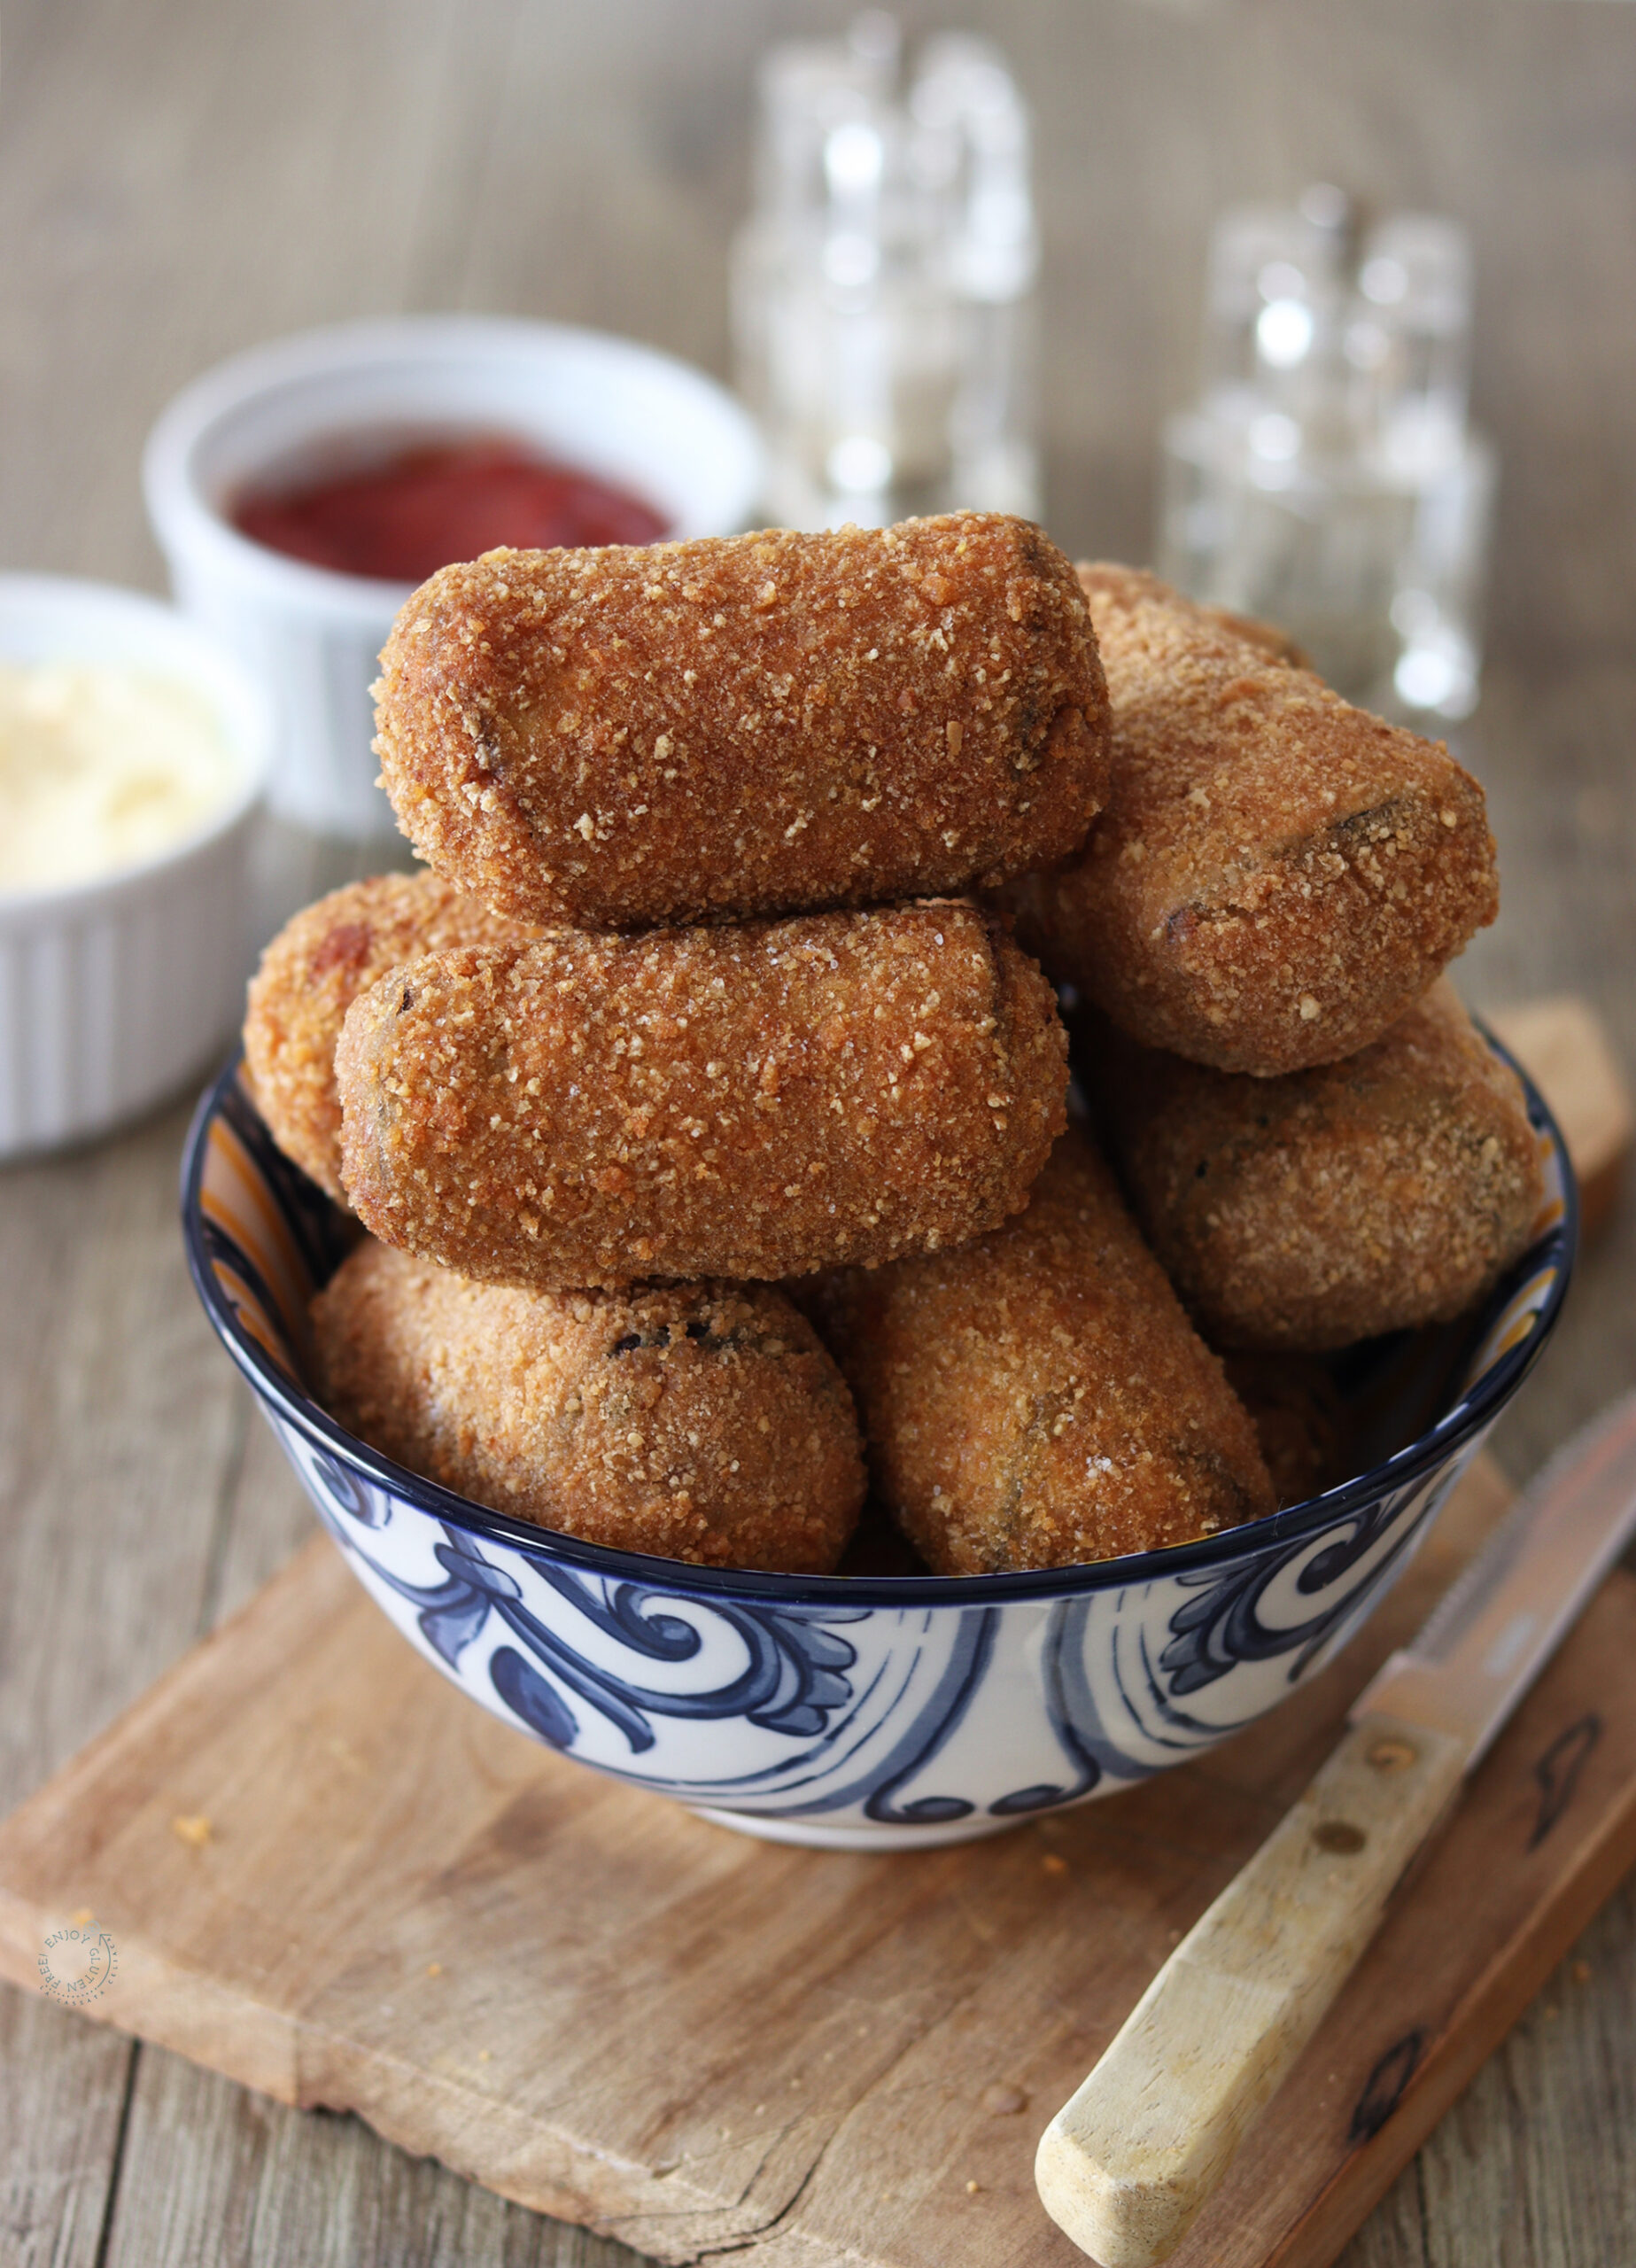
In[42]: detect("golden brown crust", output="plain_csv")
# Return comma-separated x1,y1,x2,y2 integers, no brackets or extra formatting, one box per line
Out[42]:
998,564,1499,1076
1089,982,1545,1351
798,1130,1274,1573
243,872,541,1202
1195,604,1310,670
336,902,1067,1293
312,1243,864,1572
373,515,1110,928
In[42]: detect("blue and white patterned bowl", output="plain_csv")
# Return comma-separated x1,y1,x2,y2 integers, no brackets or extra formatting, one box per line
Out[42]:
181,1041,1574,1850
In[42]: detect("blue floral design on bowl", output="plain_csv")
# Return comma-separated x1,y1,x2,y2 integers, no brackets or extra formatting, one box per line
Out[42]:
181,1035,1574,1850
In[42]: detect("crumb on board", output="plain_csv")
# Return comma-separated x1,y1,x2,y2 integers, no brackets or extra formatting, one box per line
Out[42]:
171,1814,212,1850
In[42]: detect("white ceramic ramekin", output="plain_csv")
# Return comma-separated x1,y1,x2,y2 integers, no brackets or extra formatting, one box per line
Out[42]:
0,576,271,1159
142,316,766,836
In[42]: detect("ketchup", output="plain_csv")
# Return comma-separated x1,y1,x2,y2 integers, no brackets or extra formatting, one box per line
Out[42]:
232,437,670,582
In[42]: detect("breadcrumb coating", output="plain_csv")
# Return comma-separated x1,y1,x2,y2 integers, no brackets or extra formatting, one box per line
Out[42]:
999,565,1499,1075
373,514,1110,928
1197,604,1311,669
336,902,1066,1293
1089,982,1545,1351
799,1130,1274,1573
313,1243,864,1572
244,872,540,1202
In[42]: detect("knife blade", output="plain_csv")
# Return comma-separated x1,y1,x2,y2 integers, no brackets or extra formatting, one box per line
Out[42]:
1351,1389,1636,1765
1035,1393,1636,2268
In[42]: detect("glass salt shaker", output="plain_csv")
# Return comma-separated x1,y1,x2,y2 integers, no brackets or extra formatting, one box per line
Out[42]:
1158,188,1493,723
733,14,1039,532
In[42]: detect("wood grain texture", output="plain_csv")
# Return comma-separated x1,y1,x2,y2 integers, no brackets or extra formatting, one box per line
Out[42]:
1036,1716,1471,2266
97,2042,646,2268
1,0,1633,2260
0,1099,240,2268
0,1456,1632,2268
0,1986,132,2268
1490,998,1634,1238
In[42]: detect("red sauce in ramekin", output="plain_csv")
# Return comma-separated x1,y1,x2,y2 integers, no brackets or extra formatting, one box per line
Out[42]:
232,438,670,582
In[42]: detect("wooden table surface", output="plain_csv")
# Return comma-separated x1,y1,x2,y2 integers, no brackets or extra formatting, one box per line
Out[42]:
2,3,1632,2263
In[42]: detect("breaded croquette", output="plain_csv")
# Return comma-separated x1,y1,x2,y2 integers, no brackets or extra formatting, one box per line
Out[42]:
336,902,1067,1293
244,872,539,1202
373,514,1110,929
1090,982,1544,1351
799,1130,1274,1573
313,1243,864,1572
1196,603,1310,670
999,565,1499,1076
1221,1353,1347,1507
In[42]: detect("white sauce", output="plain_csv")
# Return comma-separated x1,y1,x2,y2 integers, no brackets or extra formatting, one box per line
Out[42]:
0,660,241,891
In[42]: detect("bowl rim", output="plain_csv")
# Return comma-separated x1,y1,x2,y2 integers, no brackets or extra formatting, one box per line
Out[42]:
141,313,766,616
0,572,273,918
182,1029,1578,1606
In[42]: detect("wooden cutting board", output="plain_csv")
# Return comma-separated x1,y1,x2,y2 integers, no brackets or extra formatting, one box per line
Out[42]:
1,1450,1633,2268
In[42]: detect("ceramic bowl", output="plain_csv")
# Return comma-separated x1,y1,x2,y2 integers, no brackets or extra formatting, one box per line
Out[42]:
143,316,764,836
182,1040,1573,1850
0,576,271,1158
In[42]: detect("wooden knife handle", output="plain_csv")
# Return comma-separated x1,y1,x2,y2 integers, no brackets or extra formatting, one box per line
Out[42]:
1034,1713,1469,2266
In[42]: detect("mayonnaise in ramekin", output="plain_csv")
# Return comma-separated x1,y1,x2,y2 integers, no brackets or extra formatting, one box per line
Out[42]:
0,659,243,893
0,574,270,1156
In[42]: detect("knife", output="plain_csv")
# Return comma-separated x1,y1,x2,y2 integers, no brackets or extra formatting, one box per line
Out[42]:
1035,1390,1636,2268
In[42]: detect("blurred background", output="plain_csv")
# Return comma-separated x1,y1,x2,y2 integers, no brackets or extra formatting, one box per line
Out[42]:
5,0,1632,1171
6,0,1635,1019
5,0,1632,633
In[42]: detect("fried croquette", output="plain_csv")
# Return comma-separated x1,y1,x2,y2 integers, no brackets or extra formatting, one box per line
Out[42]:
1221,1353,1346,1507
312,1243,865,1573
336,902,1067,1293
1196,604,1310,670
799,1130,1274,1573
373,514,1111,929
244,872,540,1202
1090,982,1545,1352
999,564,1499,1076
